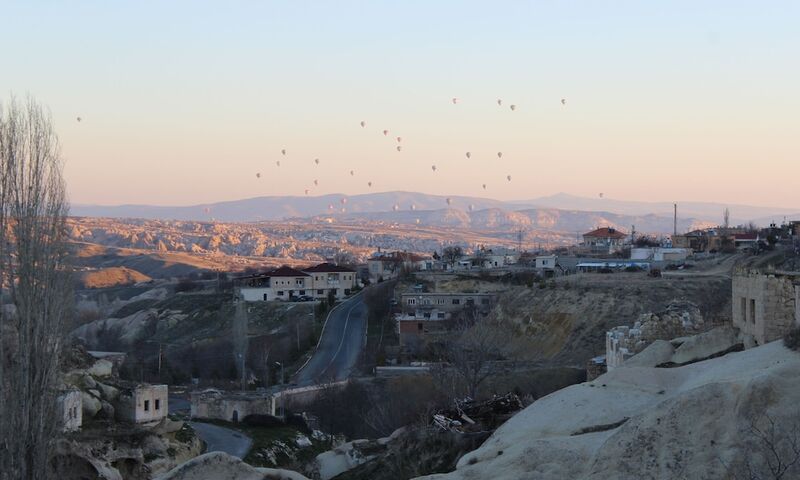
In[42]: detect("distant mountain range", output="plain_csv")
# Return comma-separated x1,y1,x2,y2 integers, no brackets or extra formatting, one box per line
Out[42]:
72,191,799,233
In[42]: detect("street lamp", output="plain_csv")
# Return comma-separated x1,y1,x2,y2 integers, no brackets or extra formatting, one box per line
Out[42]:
274,361,285,418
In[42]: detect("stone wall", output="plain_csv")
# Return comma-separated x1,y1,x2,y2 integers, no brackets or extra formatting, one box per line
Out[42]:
732,271,798,345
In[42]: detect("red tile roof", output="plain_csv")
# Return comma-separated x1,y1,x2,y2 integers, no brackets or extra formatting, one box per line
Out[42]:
583,227,627,239
302,263,356,273
264,266,310,277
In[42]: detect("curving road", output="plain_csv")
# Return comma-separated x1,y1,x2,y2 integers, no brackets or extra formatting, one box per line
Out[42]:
171,396,253,459
295,293,367,386
190,421,252,459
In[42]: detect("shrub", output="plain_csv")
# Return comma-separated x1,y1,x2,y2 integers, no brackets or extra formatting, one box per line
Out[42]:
784,327,800,351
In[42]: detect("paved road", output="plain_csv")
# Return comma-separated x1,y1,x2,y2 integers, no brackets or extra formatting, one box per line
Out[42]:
295,293,367,386
190,421,253,459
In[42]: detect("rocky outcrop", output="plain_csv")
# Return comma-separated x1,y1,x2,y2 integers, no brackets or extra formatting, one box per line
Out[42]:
416,341,800,480
156,452,310,480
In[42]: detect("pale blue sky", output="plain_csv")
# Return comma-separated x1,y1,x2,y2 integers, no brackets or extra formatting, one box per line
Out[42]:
3,1,799,208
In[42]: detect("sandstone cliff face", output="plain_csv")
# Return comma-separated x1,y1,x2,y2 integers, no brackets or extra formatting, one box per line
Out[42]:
416,341,800,480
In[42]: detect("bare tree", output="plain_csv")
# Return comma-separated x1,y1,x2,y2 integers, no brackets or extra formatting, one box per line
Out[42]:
732,413,800,480
442,246,463,268
437,317,506,400
0,97,72,480
724,207,731,229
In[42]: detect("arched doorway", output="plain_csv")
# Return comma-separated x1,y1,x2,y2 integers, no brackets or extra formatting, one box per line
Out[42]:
232,410,239,423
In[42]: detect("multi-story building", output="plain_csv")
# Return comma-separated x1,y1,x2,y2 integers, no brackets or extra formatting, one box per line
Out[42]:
238,263,357,302
400,292,497,315
582,227,628,255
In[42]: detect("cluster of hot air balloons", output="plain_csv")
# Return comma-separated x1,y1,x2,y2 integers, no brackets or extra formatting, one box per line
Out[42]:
257,95,569,209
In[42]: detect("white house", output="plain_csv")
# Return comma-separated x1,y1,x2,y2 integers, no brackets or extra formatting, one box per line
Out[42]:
58,390,82,432
238,264,357,302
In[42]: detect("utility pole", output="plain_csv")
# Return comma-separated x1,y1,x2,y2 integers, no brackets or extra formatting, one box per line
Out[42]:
239,353,246,392
673,203,678,237
157,343,163,381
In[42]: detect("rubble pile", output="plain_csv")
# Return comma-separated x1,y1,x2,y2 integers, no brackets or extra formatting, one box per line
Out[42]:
433,394,524,434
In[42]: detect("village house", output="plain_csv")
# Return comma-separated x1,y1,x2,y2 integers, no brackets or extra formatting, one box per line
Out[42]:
396,309,451,351
535,254,561,277
630,247,690,262
115,384,169,425
191,389,272,423
581,227,628,255
301,263,357,299
400,292,497,315
238,263,357,302
732,269,800,345
367,250,430,282
58,389,83,433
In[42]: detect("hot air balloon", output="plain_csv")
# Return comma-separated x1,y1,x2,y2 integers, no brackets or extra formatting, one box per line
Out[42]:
281,149,286,155
76,116,82,122
465,152,471,159
561,98,566,105
276,161,281,167
599,192,604,198
350,170,354,176
497,99,502,106
314,179,318,186
446,198,452,205
367,181,372,188
510,105,516,111
204,207,211,214
482,183,487,190
328,204,334,210
314,158,320,165
383,129,389,136
415,218,420,224
305,189,310,195
469,204,474,211
507,175,512,182
397,146,402,152
497,152,503,158
452,98,459,104
393,204,399,211
341,197,348,205
431,165,437,172
410,204,416,211
360,120,366,127
341,207,346,213
256,173,261,178
396,136,402,143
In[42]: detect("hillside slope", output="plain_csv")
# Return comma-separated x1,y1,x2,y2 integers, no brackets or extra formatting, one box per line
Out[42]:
418,341,800,480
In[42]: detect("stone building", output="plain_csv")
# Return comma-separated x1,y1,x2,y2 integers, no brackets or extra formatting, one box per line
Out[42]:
190,390,273,423
58,390,83,432
115,384,168,424
732,269,800,345
400,292,497,315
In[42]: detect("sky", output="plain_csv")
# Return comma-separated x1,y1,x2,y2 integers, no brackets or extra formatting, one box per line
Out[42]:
2,1,799,209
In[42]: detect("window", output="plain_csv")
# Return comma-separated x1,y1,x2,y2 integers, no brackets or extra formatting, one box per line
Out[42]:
277,291,284,296
263,293,268,301
144,400,150,412
407,298,416,305
437,312,445,319
296,278,304,286
299,290,305,295
317,289,324,295
418,322,423,331
452,298,460,305
750,299,756,323
437,298,445,305
155,399,160,410
740,297,747,323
